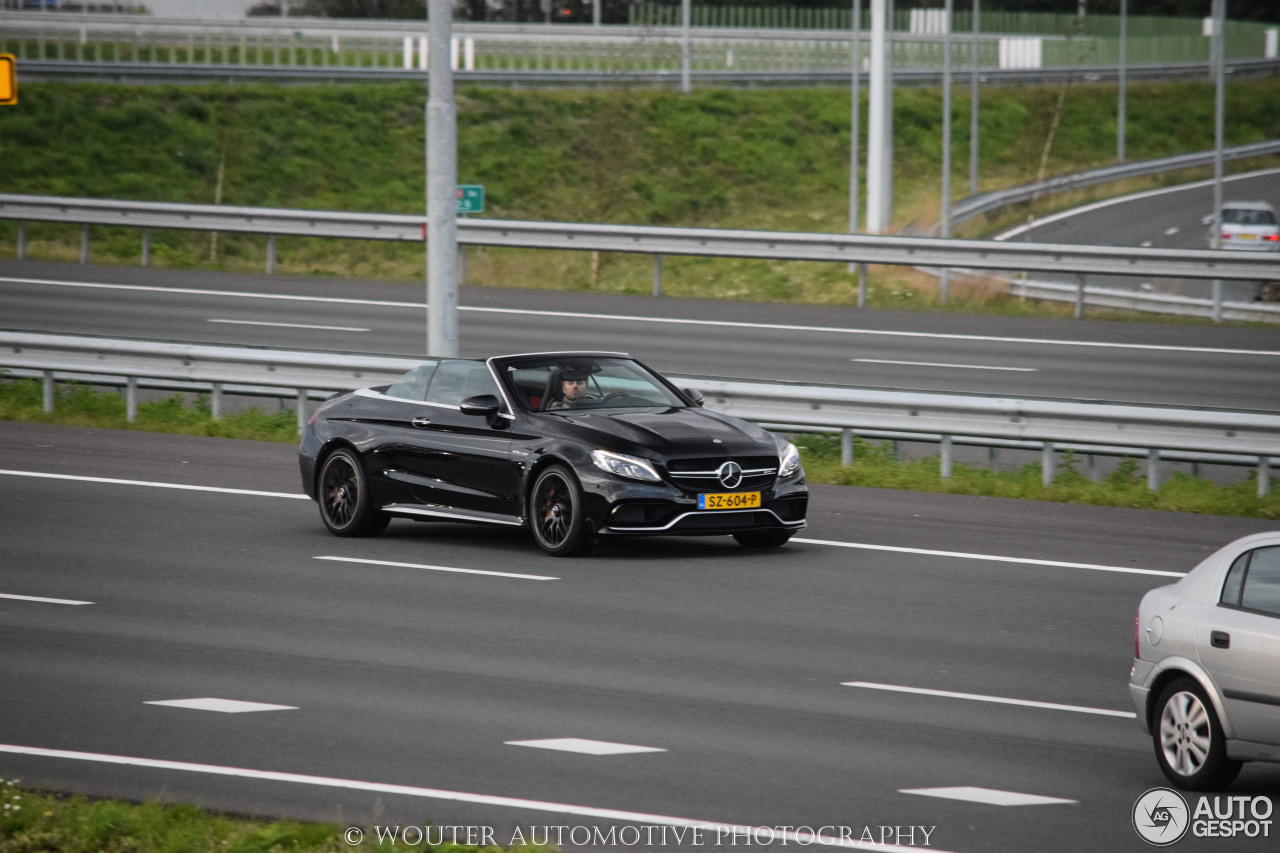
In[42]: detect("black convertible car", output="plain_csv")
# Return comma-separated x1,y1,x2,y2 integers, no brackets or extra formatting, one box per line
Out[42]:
299,351,808,556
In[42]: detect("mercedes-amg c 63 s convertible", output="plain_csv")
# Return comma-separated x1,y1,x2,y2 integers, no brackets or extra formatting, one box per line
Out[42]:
299,352,808,556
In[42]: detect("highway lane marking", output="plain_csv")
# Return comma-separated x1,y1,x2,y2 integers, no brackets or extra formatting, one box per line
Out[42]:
5,274,1280,358
145,698,298,713
0,470,1178,577
792,538,1183,578
852,358,1037,372
1164,227,1180,236
842,682,1136,719
315,555,558,582
0,744,963,852
901,787,1077,807
208,319,371,332
0,469,309,499
0,593,93,605
505,738,666,755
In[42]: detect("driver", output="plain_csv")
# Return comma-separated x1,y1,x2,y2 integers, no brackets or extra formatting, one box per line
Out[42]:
548,365,598,410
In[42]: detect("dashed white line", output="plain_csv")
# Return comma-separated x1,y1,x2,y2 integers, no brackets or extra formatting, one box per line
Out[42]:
505,738,666,755
208,319,370,332
315,555,558,581
0,593,93,606
0,744,962,852
145,698,298,714
842,681,1136,718
901,787,1077,807
853,358,1037,372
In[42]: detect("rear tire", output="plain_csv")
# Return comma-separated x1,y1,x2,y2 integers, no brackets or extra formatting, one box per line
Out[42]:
733,530,794,549
317,448,390,537
1152,677,1242,791
529,465,593,557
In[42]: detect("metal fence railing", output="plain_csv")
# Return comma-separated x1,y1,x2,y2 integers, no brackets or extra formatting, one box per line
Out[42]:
2,331,1275,495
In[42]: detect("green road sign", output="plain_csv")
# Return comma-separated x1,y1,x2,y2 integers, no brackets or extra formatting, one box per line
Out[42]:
456,185,484,214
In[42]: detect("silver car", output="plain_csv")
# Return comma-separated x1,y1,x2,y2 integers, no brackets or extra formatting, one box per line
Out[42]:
1129,531,1280,790
1203,201,1280,251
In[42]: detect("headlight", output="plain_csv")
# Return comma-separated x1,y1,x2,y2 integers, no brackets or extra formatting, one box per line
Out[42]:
778,441,802,479
591,449,662,482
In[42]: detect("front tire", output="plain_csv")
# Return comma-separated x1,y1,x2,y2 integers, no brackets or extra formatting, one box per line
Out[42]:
733,530,794,549
317,448,390,537
1153,678,1242,791
529,465,593,557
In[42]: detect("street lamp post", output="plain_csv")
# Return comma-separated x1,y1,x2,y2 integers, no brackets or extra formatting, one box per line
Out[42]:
426,0,459,357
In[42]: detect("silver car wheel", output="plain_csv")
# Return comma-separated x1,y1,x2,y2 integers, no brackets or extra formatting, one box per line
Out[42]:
1159,689,1212,777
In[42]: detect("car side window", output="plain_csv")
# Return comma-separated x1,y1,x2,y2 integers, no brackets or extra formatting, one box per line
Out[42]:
425,360,501,407
384,362,438,401
1240,547,1280,618
1220,553,1249,607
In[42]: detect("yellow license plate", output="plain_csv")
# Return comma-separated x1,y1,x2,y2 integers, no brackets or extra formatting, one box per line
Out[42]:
1237,234,1257,240
698,491,761,510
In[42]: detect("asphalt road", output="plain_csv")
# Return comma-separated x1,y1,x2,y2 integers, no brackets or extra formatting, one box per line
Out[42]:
999,168,1280,301
3,260,1280,413
2,421,1277,852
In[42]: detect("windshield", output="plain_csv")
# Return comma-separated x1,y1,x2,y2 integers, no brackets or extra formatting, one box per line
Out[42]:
496,356,687,413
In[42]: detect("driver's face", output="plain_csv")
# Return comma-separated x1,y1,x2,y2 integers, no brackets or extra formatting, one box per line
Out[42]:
562,378,588,400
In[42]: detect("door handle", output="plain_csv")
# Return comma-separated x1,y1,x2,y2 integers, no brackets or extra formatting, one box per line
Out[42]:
411,416,432,428
1211,630,1230,649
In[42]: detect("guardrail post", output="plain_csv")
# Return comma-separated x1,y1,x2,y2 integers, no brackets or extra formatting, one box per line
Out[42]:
1147,448,1161,491
141,228,151,267
1042,441,1055,486
940,434,953,478
16,223,26,260
1074,274,1086,319
42,371,54,413
988,446,1000,471
266,235,276,274
1088,453,1101,482
841,428,853,466
125,377,138,423
1259,457,1272,498
211,383,223,419
1212,279,1223,323
296,389,308,434
652,254,663,297
80,224,90,264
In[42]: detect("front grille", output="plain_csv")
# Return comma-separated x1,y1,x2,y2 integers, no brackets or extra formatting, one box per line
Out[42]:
665,455,778,492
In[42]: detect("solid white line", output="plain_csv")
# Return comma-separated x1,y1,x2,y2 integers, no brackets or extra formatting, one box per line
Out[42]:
0,744,961,852
792,537,1182,577
0,469,309,500
5,274,1280,358
842,682,1137,719
900,787,1077,807
2,470,1181,577
505,738,666,755
208,319,370,332
315,555,557,582
853,358,1037,372
0,593,93,606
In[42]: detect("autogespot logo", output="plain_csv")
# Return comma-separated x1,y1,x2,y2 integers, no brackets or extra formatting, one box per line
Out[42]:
1134,788,1191,846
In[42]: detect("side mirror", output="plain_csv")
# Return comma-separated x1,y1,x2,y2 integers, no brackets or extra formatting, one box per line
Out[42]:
459,394,501,418
1201,214,1214,227
683,388,705,407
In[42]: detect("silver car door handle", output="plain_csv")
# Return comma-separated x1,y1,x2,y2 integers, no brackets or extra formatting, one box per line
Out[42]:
1211,631,1230,649
411,416,432,428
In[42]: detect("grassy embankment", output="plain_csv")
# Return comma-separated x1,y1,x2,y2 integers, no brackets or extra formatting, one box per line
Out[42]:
2,78,1280,312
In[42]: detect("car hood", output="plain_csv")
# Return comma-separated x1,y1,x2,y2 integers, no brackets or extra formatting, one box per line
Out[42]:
543,407,777,458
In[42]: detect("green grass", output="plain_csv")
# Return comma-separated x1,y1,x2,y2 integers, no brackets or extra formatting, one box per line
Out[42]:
3,77,1280,312
4,378,1276,519
0,777,538,853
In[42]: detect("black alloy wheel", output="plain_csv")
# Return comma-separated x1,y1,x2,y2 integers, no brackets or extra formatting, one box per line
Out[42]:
529,465,592,556
1153,677,1242,791
317,448,390,537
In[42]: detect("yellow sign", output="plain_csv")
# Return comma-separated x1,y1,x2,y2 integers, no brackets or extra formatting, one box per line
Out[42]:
0,55,15,106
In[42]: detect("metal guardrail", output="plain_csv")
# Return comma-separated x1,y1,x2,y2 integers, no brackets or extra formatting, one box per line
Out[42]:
4,193,1280,284
1,331,1275,496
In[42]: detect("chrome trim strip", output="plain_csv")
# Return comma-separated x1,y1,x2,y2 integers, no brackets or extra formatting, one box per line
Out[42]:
382,503,525,527
600,509,806,534
672,468,777,478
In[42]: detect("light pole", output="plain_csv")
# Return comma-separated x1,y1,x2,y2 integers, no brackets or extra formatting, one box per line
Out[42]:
850,0,867,303
969,0,979,195
426,0,459,356
1210,0,1226,322
866,0,894,234
1118,0,1127,162
940,0,953,304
